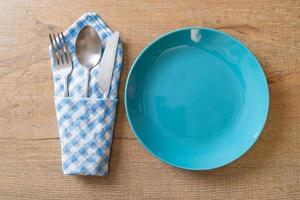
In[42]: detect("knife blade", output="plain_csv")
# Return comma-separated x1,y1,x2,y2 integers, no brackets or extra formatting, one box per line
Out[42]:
99,31,120,98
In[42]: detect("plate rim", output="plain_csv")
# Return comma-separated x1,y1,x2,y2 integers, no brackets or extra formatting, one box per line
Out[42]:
124,26,270,170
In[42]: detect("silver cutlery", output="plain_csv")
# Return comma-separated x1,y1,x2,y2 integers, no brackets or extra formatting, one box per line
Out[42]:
99,31,120,98
75,25,102,97
49,33,73,97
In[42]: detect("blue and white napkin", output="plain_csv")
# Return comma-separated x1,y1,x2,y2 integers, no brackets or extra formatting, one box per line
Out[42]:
49,13,123,176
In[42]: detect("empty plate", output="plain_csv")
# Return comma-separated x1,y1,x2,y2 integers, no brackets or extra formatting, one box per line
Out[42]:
125,27,269,170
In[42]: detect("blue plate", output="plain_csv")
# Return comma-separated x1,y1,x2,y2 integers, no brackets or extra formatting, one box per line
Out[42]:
125,27,269,170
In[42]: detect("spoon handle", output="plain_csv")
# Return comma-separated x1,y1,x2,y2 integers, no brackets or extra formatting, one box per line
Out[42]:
84,68,90,97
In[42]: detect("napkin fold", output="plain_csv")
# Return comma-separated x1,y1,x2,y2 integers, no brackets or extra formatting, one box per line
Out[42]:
49,13,123,176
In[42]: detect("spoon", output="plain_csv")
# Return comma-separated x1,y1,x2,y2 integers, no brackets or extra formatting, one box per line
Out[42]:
76,25,102,97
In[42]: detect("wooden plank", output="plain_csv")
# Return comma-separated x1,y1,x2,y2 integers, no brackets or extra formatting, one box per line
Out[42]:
0,0,299,199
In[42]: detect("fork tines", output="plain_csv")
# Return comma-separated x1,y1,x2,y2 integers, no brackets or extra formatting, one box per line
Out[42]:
49,33,72,66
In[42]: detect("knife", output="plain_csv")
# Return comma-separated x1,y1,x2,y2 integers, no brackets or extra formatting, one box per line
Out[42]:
99,31,120,98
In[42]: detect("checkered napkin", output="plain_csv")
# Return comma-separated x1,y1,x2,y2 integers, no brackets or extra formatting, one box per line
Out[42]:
49,13,123,176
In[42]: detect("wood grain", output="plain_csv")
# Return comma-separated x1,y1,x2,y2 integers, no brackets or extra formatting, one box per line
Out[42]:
0,0,299,199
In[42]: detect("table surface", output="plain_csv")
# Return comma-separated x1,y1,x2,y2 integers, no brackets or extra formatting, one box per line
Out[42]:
0,0,299,199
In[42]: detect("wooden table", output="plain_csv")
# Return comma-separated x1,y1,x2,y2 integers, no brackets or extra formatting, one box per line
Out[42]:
0,0,299,199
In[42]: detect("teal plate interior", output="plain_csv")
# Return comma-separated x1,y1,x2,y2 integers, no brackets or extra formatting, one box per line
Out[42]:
125,27,269,170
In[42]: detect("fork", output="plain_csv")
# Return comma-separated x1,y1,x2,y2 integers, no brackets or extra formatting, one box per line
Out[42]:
49,33,73,97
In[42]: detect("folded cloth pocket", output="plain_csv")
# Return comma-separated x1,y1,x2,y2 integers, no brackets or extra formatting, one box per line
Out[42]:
49,13,123,176
54,97,118,176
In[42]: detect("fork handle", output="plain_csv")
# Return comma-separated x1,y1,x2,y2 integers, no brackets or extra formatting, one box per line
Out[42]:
63,76,69,97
